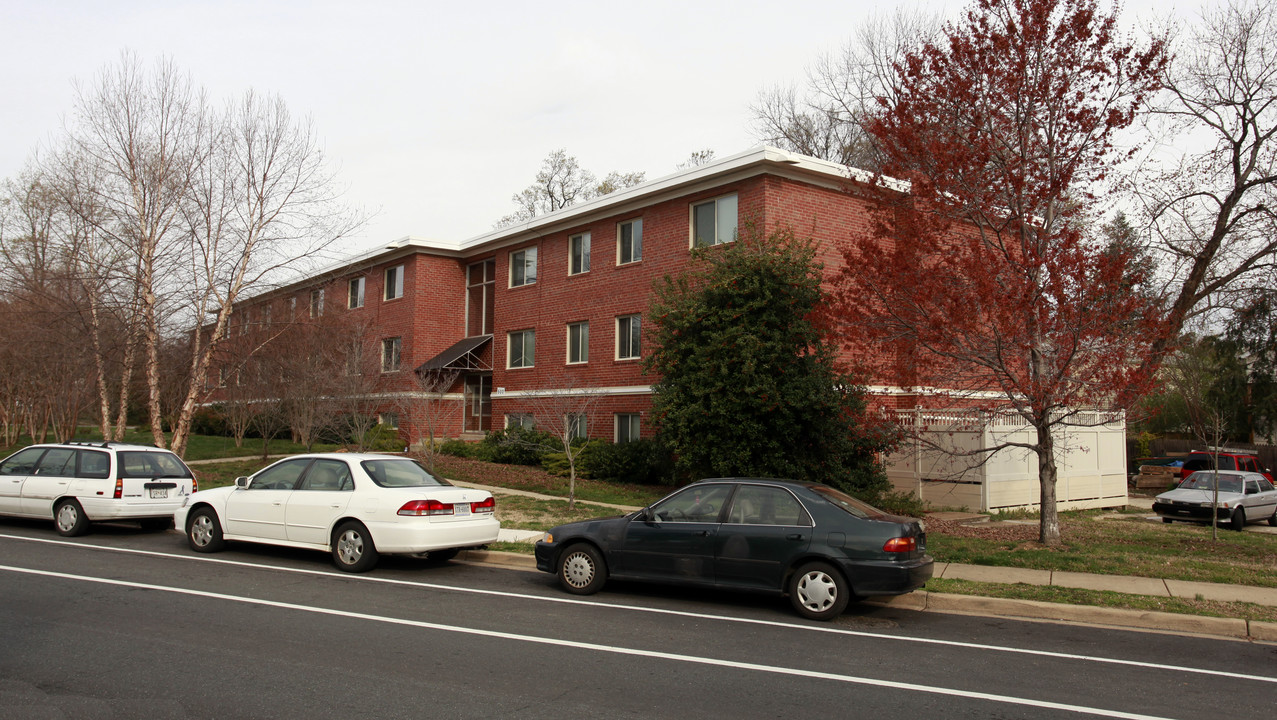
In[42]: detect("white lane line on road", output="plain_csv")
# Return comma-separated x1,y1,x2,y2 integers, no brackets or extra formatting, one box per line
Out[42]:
2,532,1272,687
0,563,1177,720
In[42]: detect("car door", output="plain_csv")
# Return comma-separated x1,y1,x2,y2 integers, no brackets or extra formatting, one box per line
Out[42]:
1242,477,1277,520
20,447,77,517
0,447,46,515
225,458,311,540
285,459,355,546
611,483,733,582
714,484,813,590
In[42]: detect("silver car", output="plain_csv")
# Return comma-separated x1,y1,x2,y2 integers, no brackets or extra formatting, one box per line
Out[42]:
1152,471,1277,530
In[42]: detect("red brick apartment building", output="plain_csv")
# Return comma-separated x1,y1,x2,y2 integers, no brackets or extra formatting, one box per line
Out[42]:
213,147,889,444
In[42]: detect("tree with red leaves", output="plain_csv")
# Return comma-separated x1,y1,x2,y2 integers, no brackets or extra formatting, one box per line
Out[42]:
830,0,1167,544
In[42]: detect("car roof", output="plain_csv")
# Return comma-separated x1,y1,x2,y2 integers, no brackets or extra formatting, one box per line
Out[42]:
275,452,412,463
693,477,817,490
34,442,176,452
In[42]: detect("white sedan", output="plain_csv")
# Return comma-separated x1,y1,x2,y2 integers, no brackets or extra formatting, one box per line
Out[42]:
174,453,500,572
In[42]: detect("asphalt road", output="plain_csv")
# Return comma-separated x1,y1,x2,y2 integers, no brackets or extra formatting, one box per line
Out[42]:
0,518,1273,720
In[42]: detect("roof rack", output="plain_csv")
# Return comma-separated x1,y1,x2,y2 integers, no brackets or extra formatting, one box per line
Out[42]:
67,441,111,448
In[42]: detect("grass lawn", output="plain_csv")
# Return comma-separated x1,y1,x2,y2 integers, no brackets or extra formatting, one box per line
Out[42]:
431,455,668,507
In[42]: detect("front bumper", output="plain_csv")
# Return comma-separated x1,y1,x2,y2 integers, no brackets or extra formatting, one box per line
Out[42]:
534,539,556,573
1152,502,1230,522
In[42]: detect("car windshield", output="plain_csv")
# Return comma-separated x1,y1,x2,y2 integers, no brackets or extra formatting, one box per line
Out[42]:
360,459,451,488
808,485,885,519
1178,472,1243,494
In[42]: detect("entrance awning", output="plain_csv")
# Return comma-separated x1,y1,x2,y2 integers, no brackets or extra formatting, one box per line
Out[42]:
417,334,492,373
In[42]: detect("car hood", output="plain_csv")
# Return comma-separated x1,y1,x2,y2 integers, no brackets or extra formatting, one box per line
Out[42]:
1155,487,1241,504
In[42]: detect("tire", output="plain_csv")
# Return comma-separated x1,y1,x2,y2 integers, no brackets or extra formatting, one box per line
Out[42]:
140,517,172,532
54,499,90,537
1230,508,1246,532
557,543,607,595
423,548,459,564
1268,509,1277,527
789,561,851,621
1161,517,1173,524
332,521,379,572
187,507,226,552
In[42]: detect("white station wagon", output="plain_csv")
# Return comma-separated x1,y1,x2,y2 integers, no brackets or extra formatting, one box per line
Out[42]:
0,442,196,536
174,453,500,572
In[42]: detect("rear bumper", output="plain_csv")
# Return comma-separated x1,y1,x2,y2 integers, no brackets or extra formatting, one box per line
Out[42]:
367,516,501,554
80,497,185,521
840,555,934,597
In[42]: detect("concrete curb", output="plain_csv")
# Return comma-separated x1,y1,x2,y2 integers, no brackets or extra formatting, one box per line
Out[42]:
457,550,1275,643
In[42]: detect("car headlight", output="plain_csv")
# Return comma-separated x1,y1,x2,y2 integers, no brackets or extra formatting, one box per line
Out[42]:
541,532,553,544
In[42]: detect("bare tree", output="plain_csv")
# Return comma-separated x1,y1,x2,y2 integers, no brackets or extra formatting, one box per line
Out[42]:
750,9,941,170
496,150,646,227
1162,337,1231,540
515,382,607,511
676,150,716,170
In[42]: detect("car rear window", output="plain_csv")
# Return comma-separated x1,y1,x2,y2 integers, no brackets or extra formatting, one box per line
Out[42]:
808,485,886,519
117,451,192,479
360,459,451,488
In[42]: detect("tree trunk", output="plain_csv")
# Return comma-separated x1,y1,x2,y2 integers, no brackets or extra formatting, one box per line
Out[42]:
1037,422,1061,545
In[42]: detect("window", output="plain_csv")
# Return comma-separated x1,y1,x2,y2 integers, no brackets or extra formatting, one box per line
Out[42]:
299,459,353,492
569,232,591,275
510,247,537,287
651,484,734,523
506,414,535,430
238,309,250,335
249,458,310,490
349,277,365,308
262,305,272,327
379,412,398,429
618,218,642,264
726,485,810,526
309,288,324,317
617,314,641,360
567,322,589,364
616,413,640,443
289,296,297,318
381,337,401,373
346,341,364,376
467,259,495,336
567,414,587,441
691,193,738,247
508,329,535,368
384,265,404,300
77,450,110,479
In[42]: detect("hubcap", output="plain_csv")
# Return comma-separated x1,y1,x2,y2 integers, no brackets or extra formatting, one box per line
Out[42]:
337,530,364,565
797,571,838,611
191,516,213,546
562,552,595,588
56,504,77,532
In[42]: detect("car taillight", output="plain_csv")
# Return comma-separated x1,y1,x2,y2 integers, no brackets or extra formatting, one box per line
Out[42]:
397,499,454,516
470,497,495,514
883,537,917,553
192,476,198,493
113,478,123,499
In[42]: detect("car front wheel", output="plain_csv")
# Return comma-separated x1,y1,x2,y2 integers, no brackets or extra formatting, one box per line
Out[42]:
558,543,606,595
1230,508,1247,532
187,507,225,552
332,521,379,572
54,499,89,537
1268,509,1277,527
789,561,851,621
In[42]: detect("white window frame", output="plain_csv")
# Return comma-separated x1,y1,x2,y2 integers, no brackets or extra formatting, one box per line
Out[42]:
569,232,591,275
616,314,641,360
567,413,588,441
349,277,365,309
510,247,538,287
618,218,642,264
567,321,589,365
381,337,401,373
615,413,641,443
508,329,535,368
379,412,398,429
384,265,404,301
505,414,535,430
309,288,324,318
690,193,739,248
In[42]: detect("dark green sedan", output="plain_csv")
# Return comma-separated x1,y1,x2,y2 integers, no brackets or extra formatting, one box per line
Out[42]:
534,478,932,621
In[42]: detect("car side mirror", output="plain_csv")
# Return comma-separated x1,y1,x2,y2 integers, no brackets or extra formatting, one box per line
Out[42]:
639,507,656,523
235,476,251,488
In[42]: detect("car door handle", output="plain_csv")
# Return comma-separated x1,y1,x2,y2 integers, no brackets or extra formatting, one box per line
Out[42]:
786,534,805,541
696,530,711,536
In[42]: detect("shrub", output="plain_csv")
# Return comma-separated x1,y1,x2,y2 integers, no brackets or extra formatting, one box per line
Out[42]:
439,439,475,458
480,425,558,465
359,424,404,452
580,439,676,485
191,406,229,436
863,489,928,518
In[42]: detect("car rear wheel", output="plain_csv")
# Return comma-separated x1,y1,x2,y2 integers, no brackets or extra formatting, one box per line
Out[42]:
789,561,850,621
54,500,90,537
1230,508,1246,532
558,543,606,595
332,521,379,572
1161,517,1173,524
187,507,225,552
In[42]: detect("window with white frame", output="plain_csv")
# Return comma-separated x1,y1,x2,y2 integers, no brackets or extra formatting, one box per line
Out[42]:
567,321,589,364
616,314,641,360
618,218,642,264
508,329,535,368
691,193,738,247
309,288,324,317
238,309,250,335
384,265,404,300
567,413,587,440
569,232,591,275
349,277,365,308
379,412,398,429
263,304,272,326
506,414,535,430
381,337,401,373
345,340,363,376
616,413,641,443
510,247,537,287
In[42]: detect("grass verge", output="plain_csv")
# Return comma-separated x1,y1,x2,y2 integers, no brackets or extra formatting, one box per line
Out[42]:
432,455,667,507
924,577,1277,623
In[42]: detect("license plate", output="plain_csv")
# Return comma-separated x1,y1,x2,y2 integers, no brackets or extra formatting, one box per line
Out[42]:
149,488,168,499
455,504,470,515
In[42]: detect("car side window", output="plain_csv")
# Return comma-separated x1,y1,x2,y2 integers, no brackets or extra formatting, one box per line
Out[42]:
1245,480,1259,495
34,448,76,476
1218,456,1237,471
651,484,733,523
727,485,811,526
0,448,46,475
250,459,311,490
77,450,111,479
299,460,353,492
1259,478,1275,492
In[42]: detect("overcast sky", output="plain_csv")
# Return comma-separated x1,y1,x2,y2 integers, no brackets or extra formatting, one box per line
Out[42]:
2,0,1190,258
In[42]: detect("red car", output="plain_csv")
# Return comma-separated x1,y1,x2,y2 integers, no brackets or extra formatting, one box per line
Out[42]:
1179,450,1273,483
